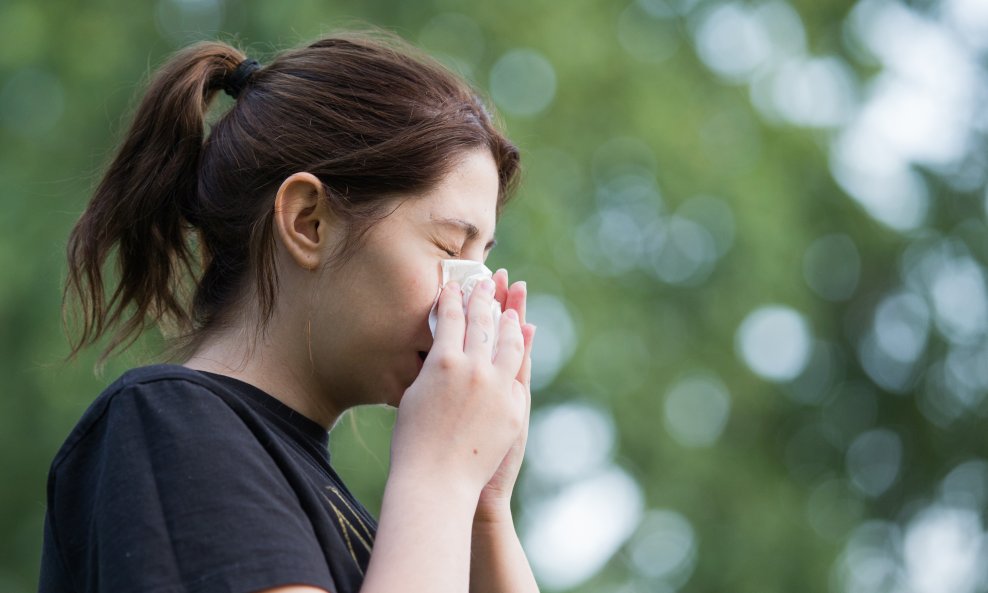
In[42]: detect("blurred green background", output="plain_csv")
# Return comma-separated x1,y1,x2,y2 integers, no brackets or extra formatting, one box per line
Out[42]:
3,0,988,591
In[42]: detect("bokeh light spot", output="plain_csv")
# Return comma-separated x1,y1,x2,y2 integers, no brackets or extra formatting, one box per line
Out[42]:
692,2,772,83
617,1,680,64
628,509,697,585
489,49,556,116
526,293,578,390
736,305,812,381
527,402,616,483
939,459,988,511
524,467,644,590
646,216,718,286
753,56,857,128
929,255,988,346
873,290,930,364
663,371,731,448
903,505,987,593
846,428,902,498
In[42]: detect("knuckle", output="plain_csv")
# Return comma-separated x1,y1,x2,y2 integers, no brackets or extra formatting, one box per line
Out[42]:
506,401,525,431
468,310,493,327
434,351,460,371
441,304,462,322
467,364,491,388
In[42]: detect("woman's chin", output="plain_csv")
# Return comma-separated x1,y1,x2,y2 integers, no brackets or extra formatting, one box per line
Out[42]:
385,390,404,408
377,361,423,409
388,377,410,408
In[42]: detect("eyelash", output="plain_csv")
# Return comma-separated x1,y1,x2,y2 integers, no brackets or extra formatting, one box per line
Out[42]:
441,246,461,258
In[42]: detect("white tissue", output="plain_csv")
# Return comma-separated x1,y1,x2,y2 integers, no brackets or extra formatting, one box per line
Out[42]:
428,259,502,356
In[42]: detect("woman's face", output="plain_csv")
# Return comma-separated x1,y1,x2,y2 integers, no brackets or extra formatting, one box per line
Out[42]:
310,148,501,409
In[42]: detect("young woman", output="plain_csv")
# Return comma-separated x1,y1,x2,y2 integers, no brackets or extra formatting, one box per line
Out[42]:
40,29,539,593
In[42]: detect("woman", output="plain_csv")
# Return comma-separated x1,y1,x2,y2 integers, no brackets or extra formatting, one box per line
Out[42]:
40,28,539,593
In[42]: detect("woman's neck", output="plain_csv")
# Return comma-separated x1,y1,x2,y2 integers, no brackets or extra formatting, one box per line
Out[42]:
182,323,343,431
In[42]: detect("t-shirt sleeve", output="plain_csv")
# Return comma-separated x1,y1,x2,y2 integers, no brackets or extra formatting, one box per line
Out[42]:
47,378,338,593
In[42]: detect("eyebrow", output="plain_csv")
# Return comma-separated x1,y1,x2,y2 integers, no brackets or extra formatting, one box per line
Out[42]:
431,215,498,251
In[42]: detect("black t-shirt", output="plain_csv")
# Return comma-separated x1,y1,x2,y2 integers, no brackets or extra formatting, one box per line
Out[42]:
39,363,378,593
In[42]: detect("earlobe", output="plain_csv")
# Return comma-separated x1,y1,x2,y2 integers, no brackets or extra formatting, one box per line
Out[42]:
273,172,331,272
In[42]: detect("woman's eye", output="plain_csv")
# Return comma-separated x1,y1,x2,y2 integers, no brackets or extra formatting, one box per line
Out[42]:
435,239,461,258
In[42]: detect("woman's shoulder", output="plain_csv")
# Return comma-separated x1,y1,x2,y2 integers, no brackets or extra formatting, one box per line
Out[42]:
49,363,243,472
42,364,343,593
107,362,217,394
76,362,229,422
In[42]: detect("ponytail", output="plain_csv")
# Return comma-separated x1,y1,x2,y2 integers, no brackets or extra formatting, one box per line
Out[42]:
63,42,246,365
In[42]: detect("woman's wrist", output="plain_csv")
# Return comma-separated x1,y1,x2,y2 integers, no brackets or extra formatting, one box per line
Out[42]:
472,498,514,531
387,461,482,511
365,460,479,592
468,504,541,593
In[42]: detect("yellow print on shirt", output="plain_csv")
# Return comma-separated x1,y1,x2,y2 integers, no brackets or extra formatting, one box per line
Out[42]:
322,485,374,574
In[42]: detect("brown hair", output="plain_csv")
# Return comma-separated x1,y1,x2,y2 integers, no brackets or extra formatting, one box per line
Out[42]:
62,28,522,368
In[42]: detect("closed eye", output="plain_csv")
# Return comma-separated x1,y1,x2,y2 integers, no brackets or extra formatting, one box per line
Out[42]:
436,242,460,257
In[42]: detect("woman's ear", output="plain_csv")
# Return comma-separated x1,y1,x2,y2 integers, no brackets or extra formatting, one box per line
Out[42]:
273,172,335,271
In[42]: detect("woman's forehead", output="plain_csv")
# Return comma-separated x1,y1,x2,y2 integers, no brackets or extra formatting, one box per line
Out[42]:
386,150,499,241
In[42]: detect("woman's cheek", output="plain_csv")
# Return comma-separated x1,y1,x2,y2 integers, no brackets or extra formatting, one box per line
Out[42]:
399,269,436,319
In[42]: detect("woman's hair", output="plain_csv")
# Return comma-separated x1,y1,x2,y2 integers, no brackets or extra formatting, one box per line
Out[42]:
63,27,522,367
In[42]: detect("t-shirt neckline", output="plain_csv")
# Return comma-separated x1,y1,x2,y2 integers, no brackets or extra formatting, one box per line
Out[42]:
192,368,331,449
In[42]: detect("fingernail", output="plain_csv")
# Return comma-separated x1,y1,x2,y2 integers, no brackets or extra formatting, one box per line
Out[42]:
518,280,527,292
482,278,495,293
447,282,460,294
505,309,517,321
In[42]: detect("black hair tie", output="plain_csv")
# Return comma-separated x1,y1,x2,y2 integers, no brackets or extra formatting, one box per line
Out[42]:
223,58,260,99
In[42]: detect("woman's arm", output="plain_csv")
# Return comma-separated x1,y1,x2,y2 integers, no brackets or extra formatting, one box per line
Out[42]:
361,279,529,592
360,470,479,592
470,507,540,593
259,472,480,593
467,271,540,592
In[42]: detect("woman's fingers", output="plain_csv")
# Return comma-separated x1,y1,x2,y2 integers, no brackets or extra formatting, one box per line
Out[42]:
432,281,465,352
493,268,509,312
518,323,535,389
465,278,498,358
456,268,534,364
493,309,526,377
506,280,527,327
513,378,530,430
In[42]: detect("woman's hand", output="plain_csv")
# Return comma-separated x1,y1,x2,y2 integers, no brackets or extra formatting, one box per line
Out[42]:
391,276,528,499
474,268,536,525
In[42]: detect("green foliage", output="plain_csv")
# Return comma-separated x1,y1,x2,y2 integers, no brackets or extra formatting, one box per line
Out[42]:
3,0,987,592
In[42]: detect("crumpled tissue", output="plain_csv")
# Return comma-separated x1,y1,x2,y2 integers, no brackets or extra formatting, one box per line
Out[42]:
428,259,501,356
